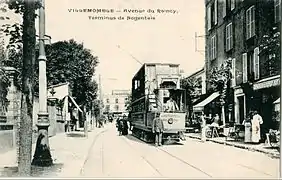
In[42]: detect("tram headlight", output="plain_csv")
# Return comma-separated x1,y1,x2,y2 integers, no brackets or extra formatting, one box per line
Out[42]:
168,118,173,124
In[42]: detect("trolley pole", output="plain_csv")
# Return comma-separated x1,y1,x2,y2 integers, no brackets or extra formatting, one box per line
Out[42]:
279,19,282,179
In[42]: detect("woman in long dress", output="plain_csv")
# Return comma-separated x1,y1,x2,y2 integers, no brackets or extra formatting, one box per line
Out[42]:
200,112,207,142
242,115,252,143
251,111,263,143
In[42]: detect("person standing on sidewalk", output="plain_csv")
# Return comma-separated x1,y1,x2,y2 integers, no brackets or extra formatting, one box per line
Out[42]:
251,111,263,144
152,112,164,146
200,112,207,142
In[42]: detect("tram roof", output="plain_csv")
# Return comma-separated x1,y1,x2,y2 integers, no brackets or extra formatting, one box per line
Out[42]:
132,63,180,79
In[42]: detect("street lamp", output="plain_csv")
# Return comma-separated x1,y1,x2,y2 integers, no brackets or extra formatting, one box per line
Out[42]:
31,0,53,166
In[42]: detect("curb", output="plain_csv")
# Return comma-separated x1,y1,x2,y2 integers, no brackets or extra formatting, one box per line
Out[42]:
186,135,280,159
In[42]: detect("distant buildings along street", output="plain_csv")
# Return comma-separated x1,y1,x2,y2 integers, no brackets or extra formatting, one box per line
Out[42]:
102,90,131,116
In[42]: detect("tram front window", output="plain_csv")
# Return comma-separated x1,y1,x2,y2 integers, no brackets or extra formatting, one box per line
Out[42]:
162,89,185,112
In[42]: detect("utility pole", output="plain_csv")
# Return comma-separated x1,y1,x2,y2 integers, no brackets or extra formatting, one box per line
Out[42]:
99,74,103,122
18,0,36,176
83,105,88,137
31,0,53,167
280,17,282,180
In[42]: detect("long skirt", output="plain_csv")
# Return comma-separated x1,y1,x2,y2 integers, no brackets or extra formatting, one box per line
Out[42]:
251,125,261,143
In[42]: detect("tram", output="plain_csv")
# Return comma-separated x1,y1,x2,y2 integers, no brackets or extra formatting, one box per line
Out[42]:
130,63,186,143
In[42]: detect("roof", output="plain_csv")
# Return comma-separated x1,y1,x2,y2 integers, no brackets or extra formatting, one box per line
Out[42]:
47,82,69,89
186,67,205,79
133,63,180,79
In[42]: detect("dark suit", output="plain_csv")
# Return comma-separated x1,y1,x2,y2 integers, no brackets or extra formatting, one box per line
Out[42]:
152,117,164,146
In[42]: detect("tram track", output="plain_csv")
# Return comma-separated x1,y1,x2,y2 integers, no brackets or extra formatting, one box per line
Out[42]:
80,128,108,175
157,147,213,178
121,135,164,177
122,134,212,178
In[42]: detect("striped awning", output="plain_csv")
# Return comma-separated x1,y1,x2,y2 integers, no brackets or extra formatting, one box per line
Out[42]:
193,92,220,112
67,95,83,112
273,98,280,104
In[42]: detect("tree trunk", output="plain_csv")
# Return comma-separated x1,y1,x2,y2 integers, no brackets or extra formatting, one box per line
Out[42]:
18,0,36,176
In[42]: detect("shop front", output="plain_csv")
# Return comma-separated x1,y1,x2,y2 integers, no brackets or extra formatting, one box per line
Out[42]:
193,92,221,124
252,75,280,141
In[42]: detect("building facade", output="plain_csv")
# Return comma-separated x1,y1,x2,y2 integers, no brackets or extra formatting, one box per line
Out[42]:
103,90,130,115
187,67,206,97
205,0,281,136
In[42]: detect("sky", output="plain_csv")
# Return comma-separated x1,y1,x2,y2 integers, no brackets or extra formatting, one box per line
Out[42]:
3,0,206,95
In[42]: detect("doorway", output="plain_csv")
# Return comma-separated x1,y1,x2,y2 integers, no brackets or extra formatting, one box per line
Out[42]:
238,96,245,124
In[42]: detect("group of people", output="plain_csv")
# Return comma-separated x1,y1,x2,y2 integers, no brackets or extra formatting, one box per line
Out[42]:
116,115,129,136
242,110,264,144
199,110,264,144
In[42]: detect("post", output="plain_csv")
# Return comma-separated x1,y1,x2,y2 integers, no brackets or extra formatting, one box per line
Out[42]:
280,19,282,179
84,105,88,137
31,0,53,166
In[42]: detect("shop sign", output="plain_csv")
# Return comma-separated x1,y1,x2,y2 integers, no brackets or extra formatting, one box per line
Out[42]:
253,78,280,90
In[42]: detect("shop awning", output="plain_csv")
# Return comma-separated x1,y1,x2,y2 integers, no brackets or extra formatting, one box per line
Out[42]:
67,95,83,112
193,92,220,112
273,98,280,104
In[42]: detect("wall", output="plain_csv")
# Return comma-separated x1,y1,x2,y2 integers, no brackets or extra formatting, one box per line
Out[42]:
0,67,65,152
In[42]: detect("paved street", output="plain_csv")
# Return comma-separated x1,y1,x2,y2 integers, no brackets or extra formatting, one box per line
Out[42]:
80,123,279,179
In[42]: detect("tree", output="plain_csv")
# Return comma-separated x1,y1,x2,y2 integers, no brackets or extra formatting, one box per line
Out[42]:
17,0,37,176
259,26,281,76
208,58,233,126
125,93,132,112
0,67,11,115
180,76,200,124
45,40,99,110
3,40,99,110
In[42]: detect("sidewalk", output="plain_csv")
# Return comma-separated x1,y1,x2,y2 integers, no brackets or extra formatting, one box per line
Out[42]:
185,133,280,159
0,125,110,177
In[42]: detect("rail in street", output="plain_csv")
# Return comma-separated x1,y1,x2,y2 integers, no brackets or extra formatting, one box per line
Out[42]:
79,123,279,179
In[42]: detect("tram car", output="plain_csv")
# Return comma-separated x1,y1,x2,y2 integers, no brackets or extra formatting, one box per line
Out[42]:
130,63,186,143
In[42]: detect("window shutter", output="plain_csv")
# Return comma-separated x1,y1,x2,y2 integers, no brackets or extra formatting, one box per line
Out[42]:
223,0,226,17
208,6,211,30
215,35,217,58
225,26,228,51
232,58,236,87
246,9,250,39
242,53,247,83
251,6,255,37
230,23,233,49
214,0,218,25
253,47,260,80
231,0,235,10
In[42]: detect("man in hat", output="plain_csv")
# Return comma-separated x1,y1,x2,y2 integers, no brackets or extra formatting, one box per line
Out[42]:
152,112,164,146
